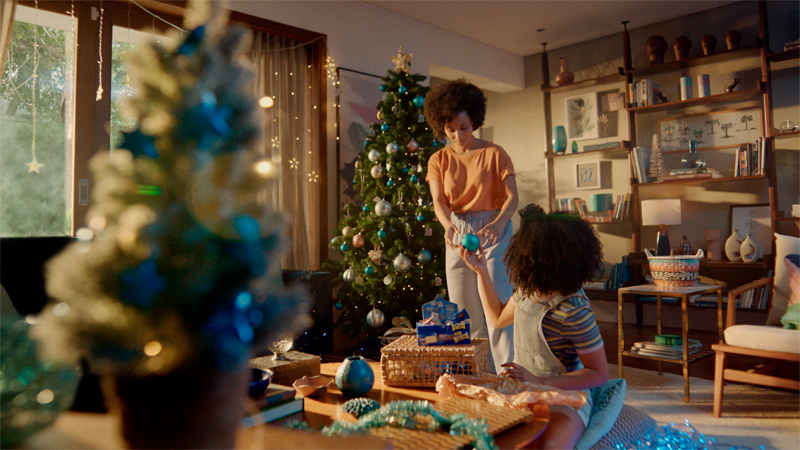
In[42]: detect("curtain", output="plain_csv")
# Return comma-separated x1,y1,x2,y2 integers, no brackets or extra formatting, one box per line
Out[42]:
0,0,15,75
252,31,322,270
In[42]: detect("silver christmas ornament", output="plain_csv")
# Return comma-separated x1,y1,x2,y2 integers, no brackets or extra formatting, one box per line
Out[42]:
343,267,355,283
375,199,393,217
386,142,399,153
366,308,385,328
393,253,412,272
368,149,381,162
342,225,354,237
370,165,385,178
383,275,393,285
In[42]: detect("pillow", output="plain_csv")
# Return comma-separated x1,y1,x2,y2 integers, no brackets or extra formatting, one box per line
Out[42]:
574,378,626,450
767,233,800,326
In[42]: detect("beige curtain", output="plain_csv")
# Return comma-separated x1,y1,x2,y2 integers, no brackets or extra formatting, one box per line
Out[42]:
0,0,15,75
252,32,322,270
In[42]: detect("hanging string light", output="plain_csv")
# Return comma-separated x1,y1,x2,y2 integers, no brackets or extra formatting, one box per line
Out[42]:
95,1,104,101
26,1,43,174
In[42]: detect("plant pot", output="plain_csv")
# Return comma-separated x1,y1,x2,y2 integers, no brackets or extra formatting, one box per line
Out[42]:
101,362,249,449
555,57,574,86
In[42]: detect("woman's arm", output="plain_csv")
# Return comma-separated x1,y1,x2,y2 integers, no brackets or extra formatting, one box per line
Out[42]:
479,175,518,246
501,347,609,390
429,179,457,248
459,246,516,328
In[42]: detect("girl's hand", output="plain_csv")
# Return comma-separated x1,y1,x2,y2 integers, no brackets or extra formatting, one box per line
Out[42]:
459,244,486,274
501,362,540,384
477,221,505,247
444,226,458,249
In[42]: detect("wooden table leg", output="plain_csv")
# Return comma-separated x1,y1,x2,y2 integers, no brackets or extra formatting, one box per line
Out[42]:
682,294,690,403
618,291,624,379
656,295,663,375
716,288,724,343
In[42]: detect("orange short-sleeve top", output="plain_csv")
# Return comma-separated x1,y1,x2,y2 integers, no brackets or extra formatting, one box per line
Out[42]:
426,143,515,213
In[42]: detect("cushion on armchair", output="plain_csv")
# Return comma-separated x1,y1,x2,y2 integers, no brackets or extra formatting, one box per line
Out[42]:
767,233,800,326
724,324,800,354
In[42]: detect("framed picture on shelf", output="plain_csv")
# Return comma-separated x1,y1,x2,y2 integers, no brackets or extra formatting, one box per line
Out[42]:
336,68,384,209
729,203,772,257
575,161,601,189
565,93,599,141
657,106,762,153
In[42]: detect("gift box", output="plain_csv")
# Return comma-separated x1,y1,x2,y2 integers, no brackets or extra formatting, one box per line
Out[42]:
416,295,470,346
380,335,487,388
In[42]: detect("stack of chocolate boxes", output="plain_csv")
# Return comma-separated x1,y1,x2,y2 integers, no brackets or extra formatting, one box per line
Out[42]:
416,295,471,346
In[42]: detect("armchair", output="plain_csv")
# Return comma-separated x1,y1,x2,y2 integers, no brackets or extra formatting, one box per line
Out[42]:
712,233,800,418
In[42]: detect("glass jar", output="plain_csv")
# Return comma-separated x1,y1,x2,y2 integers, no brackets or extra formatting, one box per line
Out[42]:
681,140,706,169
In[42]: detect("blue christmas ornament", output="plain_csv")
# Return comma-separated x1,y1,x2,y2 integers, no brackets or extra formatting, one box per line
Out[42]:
362,205,370,212
176,25,205,56
364,266,374,275
412,95,425,108
340,243,349,252
461,234,480,252
118,128,159,158
119,260,166,308
379,84,387,92
417,248,431,263
416,214,425,222
398,86,407,94
381,123,390,132
432,140,439,148
402,167,409,174
386,180,394,187
364,139,370,146
410,175,418,183
377,229,387,239
335,301,343,310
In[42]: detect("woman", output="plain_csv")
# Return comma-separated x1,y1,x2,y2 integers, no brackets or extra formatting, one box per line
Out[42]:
424,78,518,374
461,204,609,449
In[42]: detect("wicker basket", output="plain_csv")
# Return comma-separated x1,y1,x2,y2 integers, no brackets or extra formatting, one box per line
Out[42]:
645,248,704,287
380,335,487,388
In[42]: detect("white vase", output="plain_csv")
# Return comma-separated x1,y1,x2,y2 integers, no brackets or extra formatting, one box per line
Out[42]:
740,233,760,263
725,228,743,262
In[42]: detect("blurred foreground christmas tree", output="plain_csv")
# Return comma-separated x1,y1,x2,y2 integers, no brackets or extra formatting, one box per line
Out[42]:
323,47,446,342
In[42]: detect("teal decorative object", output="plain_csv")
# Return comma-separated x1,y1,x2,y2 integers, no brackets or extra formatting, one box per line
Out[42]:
572,140,579,153
342,398,381,418
553,126,567,154
335,355,374,397
461,234,480,252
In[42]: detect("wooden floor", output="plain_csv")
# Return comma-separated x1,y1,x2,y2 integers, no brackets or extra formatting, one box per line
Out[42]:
599,321,800,382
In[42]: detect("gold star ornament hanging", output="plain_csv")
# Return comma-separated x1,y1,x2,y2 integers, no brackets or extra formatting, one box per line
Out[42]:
26,157,44,174
390,46,413,73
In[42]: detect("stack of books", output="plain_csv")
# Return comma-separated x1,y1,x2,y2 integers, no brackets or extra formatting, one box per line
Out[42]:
630,339,702,359
241,383,304,427
734,139,767,177
661,167,722,181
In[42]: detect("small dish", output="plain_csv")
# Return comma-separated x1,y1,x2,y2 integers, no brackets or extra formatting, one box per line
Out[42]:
292,375,333,398
248,369,274,398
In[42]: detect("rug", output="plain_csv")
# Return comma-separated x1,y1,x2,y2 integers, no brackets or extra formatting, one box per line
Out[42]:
612,364,800,450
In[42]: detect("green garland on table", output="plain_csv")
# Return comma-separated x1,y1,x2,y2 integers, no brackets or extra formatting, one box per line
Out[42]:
287,400,498,450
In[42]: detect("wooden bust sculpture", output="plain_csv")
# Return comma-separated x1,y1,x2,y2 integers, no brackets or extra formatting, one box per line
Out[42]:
646,35,668,65
673,36,692,61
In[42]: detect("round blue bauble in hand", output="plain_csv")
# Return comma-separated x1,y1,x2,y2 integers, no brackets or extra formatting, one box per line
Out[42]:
412,95,425,108
335,355,374,397
461,233,480,252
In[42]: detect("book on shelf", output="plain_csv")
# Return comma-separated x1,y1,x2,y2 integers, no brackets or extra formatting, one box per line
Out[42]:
250,383,298,410
631,147,650,184
690,294,725,308
734,139,766,177
630,338,702,358
242,394,303,427
584,209,614,223
630,79,660,107
661,169,722,181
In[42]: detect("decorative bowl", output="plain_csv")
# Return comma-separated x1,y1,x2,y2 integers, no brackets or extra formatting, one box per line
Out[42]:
248,369,274,398
292,375,333,398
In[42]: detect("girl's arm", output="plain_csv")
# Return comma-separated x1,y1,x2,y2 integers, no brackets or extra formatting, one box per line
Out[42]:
459,246,516,328
478,175,518,246
429,179,457,249
501,347,609,390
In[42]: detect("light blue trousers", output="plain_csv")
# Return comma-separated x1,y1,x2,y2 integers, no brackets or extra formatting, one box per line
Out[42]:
445,210,514,374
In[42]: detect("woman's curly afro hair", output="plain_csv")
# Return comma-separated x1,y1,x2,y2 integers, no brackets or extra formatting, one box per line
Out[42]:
503,204,604,297
423,78,487,139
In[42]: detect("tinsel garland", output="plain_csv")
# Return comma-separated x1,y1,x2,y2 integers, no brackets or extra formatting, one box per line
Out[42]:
290,400,498,450
615,420,752,450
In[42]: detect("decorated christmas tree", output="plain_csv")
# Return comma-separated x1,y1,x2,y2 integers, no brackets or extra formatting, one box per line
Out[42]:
324,47,447,342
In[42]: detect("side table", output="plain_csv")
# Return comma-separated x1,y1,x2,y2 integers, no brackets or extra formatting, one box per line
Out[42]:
617,283,724,403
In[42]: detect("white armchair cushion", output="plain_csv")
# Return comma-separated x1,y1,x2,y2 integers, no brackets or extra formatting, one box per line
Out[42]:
724,324,800,354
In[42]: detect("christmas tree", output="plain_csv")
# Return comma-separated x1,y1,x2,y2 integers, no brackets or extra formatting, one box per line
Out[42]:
324,47,447,343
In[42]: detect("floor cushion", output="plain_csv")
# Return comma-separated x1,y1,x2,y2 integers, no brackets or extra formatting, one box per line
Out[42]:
575,378,630,450
590,403,657,449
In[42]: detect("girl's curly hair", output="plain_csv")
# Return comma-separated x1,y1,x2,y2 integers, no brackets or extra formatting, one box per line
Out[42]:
503,204,604,297
423,79,486,139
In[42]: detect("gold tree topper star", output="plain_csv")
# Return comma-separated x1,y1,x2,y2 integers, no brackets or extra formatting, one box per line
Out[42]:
26,157,44,174
390,46,413,73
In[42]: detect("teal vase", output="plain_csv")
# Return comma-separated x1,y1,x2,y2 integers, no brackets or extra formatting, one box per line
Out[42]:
335,355,374,397
553,126,567,155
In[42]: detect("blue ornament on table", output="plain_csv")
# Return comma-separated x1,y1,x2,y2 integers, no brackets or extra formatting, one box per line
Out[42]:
339,243,349,252
410,175,418,183
416,214,425,222
461,233,480,252
335,301,343,310
362,205,370,212
386,142,399,153
342,398,381,418
417,248,431,263
335,355,374,397
117,128,159,158
380,84,387,92
412,95,425,108
364,266,374,275
381,123,390,132
366,308,385,327
398,86,407,94
377,229,387,239
386,179,394,187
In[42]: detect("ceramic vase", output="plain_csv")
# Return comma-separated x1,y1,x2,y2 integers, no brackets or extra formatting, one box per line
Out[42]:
553,126,567,155
725,228,743,262
101,360,249,449
335,355,374,397
740,233,760,263
555,57,574,86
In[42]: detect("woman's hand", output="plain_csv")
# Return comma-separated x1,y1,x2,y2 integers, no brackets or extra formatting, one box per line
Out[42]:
444,226,458,249
500,362,541,384
459,244,487,274
477,221,506,247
